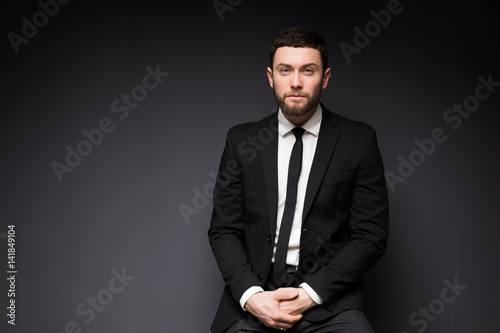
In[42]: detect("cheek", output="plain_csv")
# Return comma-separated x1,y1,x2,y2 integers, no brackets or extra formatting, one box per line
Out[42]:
273,80,288,94
305,80,323,94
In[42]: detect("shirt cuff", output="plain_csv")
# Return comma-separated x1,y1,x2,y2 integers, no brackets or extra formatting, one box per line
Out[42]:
299,283,324,305
240,286,265,310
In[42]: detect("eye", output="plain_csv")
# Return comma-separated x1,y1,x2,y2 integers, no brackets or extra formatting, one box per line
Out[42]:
279,68,291,75
304,68,314,74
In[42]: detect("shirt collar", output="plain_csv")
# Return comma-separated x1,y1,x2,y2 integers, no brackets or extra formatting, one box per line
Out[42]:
278,103,322,138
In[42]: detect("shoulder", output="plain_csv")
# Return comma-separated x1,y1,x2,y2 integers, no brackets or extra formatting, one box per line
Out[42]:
328,110,374,133
322,107,377,142
227,112,279,139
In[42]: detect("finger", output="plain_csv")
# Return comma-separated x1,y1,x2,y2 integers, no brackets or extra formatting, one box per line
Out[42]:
273,289,299,300
266,320,294,331
275,312,302,325
278,300,296,313
270,314,302,330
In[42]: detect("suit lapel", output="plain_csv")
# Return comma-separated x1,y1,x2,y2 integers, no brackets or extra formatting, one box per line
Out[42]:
260,109,339,234
303,108,340,221
260,113,279,237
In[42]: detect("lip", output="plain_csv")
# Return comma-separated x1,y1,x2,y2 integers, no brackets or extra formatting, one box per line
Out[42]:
287,95,305,100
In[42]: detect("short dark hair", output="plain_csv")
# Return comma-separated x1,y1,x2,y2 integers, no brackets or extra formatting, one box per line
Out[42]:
269,27,328,72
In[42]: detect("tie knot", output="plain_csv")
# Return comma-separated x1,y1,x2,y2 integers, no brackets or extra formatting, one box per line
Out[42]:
292,127,305,139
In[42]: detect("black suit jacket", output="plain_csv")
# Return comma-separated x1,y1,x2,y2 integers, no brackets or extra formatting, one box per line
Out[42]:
208,105,389,333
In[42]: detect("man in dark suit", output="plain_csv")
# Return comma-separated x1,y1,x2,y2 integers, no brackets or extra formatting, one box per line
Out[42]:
208,27,389,332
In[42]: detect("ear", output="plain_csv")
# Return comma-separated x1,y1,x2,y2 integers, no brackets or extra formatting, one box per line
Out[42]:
322,67,332,90
266,67,274,88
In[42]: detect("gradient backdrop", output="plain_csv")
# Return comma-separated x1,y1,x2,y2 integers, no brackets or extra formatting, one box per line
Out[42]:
2,1,499,332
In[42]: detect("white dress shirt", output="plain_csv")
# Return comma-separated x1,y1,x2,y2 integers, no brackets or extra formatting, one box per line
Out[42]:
240,104,325,309
273,104,321,266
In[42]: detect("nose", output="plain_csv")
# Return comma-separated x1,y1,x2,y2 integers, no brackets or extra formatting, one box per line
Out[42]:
291,72,303,90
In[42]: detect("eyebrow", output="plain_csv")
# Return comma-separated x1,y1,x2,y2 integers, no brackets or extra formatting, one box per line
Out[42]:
275,62,320,69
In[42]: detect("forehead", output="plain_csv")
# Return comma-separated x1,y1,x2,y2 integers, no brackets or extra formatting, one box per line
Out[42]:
273,46,322,68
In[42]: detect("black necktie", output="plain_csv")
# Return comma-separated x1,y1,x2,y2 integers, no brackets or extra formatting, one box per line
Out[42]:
273,127,306,285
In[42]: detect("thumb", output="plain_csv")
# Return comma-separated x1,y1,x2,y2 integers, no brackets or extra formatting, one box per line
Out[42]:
273,288,299,301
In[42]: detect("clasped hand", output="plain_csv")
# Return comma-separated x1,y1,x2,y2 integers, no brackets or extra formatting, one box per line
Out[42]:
244,287,316,331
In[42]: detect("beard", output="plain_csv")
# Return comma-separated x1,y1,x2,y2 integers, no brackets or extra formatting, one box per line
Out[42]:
274,83,322,118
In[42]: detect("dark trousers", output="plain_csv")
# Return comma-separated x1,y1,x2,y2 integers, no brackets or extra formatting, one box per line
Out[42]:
226,266,375,332
225,309,375,333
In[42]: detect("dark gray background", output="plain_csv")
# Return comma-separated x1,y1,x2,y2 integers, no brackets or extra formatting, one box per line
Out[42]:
2,1,499,332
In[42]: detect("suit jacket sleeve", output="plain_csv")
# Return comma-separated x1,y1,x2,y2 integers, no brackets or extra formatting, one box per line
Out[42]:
208,126,261,302
304,127,389,310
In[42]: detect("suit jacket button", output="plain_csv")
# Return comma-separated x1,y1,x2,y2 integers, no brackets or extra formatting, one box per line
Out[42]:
266,235,271,242
257,274,263,281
